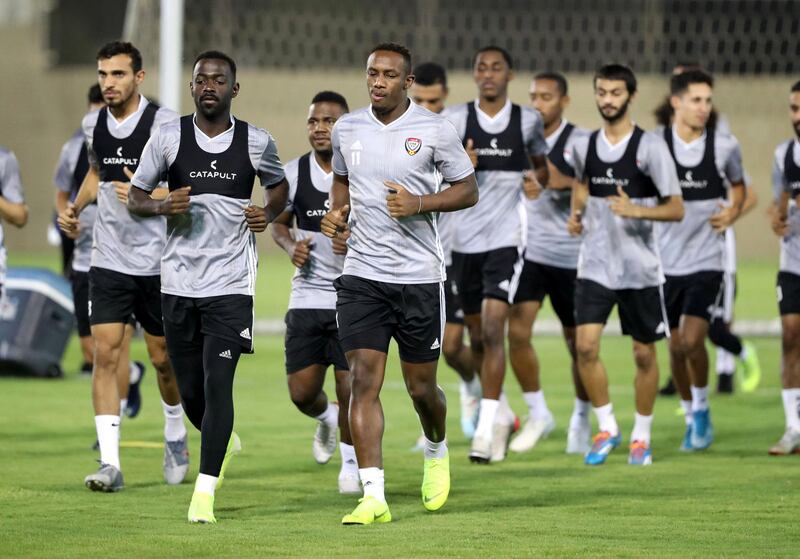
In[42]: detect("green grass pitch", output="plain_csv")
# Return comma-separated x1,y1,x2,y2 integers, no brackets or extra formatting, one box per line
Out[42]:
0,253,797,558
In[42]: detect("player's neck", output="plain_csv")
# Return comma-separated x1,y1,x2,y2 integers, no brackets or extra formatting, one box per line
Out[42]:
195,110,233,139
544,117,564,139
109,93,141,121
674,119,704,143
372,98,410,125
603,117,633,144
313,151,333,173
478,94,508,117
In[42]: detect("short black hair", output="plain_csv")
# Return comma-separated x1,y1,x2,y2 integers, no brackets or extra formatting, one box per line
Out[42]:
87,83,103,104
96,41,142,73
670,69,714,96
594,64,637,94
791,80,800,93
193,50,237,79
533,71,568,96
311,90,349,112
474,45,513,70
413,62,447,88
369,42,412,75
675,61,702,71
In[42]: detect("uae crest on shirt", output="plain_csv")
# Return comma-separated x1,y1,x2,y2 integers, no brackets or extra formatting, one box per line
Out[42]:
405,137,421,156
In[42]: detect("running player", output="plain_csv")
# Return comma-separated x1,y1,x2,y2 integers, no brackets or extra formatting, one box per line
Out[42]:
0,147,28,290
321,42,478,524
445,46,549,463
568,64,683,466
54,84,145,413
656,69,746,451
57,41,188,491
270,90,359,494
129,50,287,522
508,72,592,455
768,79,800,455
410,62,481,441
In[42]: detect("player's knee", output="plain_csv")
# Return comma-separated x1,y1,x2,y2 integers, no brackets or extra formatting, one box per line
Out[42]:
633,344,656,370
669,334,686,359
507,322,531,350
575,338,599,364
405,376,435,403
481,320,505,348
441,336,462,365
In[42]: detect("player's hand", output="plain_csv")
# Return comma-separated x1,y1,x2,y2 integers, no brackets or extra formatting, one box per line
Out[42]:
112,167,135,204
608,186,640,218
244,205,268,232
385,181,421,218
331,227,350,255
160,186,191,215
769,205,789,237
321,204,350,238
522,170,542,200
291,237,312,268
465,138,478,168
57,202,80,237
567,210,583,236
710,202,740,233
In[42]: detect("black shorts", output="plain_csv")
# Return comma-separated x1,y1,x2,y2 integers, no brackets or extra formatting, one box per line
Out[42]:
284,308,348,373
334,274,442,364
778,271,800,316
161,294,254,353
514,259,577,327
70,270,91,337
444,266,464,325
451,247,523,315
574,279,668,343
663,271,723,330
89,266,164,336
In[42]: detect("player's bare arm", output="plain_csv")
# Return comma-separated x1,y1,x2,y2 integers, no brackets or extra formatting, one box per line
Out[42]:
58,165,99,235
321,173,350,238
385,174,478,219
127,184,191,216
567,178,589,235
270,210,312,268
710,181,746,232
608,186,684,221
0,194,27,227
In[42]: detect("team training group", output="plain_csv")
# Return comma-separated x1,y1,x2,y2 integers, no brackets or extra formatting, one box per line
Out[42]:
0,38,798,525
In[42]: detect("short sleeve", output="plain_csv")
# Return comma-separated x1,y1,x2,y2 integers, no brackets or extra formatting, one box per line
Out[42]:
524,110,548,157
331,122,348,176
570,135,589,181
53,140,76,193
0,151,25,203
434,118,474,183
642,135,681,197
283,158,300,215
257,133,285,188
722,134,744,184
130,128,168,192
773,144,788,201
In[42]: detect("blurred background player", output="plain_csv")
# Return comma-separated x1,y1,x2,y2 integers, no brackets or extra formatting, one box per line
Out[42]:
53,84,146,419
270,90,360,494
321,43,478,524
0,146,28,291
568,64,683,466
58,41,187,492
655,69,746,451
130,50,287,522
507,71,592,455
445,46,549,463
768,79,800,455
410,62,481,444
655,63,761,396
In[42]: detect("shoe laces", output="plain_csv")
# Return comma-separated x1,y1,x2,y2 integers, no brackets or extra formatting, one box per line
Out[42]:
630,440,649,452
592,431,611,445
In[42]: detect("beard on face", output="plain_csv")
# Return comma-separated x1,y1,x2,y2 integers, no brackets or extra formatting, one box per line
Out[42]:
793,120,800,139
598,98,630,123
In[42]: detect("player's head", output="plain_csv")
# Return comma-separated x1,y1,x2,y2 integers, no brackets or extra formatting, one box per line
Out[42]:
473,45,514,100
191,50,239,118
96,41,145,108
307,91,349,155
790,80,800,138
670,69,713,131
87,83,104,112
530,71,569,127
410,62,448,114
366,42,414,114
593,64,636,123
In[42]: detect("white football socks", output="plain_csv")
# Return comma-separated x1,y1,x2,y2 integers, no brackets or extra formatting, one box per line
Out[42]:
162,400,187,442
522,390,551,421
569,398,591,430
195,473,218,496
631,413,653,444
423,437,448,459
95,415,121,469
690,386,709,412
592,403,618,436
339,442,358,473
474,398,499,441
315,402,339,428
680,399,693,426
359,467,385,502
781,388,800,432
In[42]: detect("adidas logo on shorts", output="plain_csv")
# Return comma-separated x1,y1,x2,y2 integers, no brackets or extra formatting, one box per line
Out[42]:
240,328,251,340
219,349,232,359
430,338,440,350
497,279,510,292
